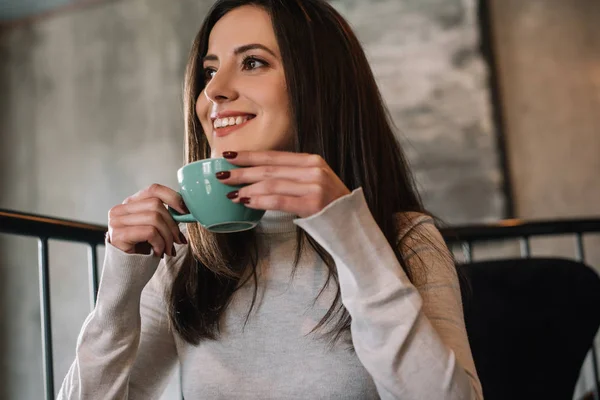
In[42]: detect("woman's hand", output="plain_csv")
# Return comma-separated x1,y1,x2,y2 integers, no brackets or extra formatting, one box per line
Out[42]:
217,151,351,218
107,184,188,257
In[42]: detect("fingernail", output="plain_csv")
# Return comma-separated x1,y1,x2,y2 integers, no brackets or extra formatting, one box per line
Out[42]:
223,151,238,159
240,197,251,204
179,232,188,244
171,245,177,257
227,190,239,199
216,171,231,180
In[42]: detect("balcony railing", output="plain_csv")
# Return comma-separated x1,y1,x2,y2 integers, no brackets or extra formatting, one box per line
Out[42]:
0,208,598,399
0,209,106,399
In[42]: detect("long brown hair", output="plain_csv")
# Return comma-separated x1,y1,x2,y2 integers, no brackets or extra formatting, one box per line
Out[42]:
170,0,431,345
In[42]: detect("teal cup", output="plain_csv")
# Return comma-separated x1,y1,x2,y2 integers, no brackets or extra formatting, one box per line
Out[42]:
168,158,265,233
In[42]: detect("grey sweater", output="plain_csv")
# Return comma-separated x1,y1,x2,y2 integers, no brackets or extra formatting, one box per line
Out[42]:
58,188,483,399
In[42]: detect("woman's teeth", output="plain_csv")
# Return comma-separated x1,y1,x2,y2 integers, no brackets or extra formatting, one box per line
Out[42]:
213,115,252,129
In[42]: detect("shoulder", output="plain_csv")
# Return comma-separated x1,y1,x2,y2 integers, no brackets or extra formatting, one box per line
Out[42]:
393,212,456,286
393,211,439,244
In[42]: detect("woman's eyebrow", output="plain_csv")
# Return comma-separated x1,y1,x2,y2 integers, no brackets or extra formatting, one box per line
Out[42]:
202,43,277,63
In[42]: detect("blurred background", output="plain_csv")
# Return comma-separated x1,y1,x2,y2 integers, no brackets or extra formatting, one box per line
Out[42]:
0,0,598,399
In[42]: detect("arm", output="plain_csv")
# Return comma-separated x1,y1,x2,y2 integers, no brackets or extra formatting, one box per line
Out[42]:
294,188,483,400
57,241,181,399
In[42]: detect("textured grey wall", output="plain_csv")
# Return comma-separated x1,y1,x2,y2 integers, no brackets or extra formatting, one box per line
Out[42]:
491,0,600,220
0,0,502,398
333,0,504,224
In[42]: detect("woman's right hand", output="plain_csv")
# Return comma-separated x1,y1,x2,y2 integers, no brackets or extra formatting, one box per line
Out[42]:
107,184,188,257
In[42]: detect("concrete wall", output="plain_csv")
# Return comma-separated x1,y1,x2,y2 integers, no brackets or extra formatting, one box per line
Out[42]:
332,0,504,224
490,0,600,220
0,0,503,398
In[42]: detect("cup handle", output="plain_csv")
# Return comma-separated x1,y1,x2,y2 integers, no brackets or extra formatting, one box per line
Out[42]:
168,206,197,223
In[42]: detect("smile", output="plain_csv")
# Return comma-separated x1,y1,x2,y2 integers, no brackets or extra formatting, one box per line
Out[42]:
212,114,256,137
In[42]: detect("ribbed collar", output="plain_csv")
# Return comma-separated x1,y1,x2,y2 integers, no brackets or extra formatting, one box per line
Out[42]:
256,210,298,234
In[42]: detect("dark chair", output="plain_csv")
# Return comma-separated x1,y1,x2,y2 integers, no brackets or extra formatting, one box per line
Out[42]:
459,257,600,400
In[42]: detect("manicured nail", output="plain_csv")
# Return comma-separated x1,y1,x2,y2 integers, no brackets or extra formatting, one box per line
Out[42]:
223,151,238,159
216,171,231,180
227,190,239,199
179,232,188,244
240,197,251,204
171,245,177,257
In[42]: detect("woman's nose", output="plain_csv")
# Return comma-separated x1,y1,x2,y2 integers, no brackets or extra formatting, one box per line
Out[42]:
204,69,238,103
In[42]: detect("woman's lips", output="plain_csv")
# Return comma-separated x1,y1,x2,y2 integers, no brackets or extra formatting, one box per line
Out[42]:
213,116,255,137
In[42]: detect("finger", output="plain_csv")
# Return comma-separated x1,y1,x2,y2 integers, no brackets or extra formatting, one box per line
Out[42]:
109,198,184,244
218,165,329,186
110,225,167,257
223,150,326,168
231,179,321,200
112,212,175,256
123,184,187,214
239,195,316,217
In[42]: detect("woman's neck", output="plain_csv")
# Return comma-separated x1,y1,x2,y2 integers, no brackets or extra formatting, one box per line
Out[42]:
256,210,297,234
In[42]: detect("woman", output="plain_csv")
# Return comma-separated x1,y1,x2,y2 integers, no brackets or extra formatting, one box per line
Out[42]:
59,0,483,398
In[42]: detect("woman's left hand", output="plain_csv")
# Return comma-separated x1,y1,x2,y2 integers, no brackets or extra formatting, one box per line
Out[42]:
217,150,351,218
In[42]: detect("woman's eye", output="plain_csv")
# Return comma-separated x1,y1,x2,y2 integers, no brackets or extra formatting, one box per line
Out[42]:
204,68,216,82
243,57,266,70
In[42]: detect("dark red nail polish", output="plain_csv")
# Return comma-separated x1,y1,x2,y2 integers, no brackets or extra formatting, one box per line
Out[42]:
179,232,188,244
216,171,231,179
240,197,251,204
227,190,239,199
171,245,177,257
223,151,238,159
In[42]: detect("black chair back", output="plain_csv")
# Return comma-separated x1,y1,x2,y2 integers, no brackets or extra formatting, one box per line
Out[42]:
460,257,600,400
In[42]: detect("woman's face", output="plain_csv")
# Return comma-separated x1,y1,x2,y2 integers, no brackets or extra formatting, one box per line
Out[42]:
196,5,293,158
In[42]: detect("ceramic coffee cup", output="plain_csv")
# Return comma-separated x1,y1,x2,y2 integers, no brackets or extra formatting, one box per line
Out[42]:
168,158,265,233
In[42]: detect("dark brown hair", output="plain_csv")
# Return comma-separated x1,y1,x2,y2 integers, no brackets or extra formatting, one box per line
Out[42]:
170,0,433,345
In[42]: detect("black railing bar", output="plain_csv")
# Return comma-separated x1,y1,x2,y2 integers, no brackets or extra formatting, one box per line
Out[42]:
440,217,600,243
519,237,531,258
0,209,106,245
461,242,473,263
591,346,600,400
88,244,99,310
38,238,55,400
575,233,586,263
3,209,598,245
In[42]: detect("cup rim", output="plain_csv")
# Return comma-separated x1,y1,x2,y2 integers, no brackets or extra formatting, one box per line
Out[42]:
206,220,259,233
178,157,228,175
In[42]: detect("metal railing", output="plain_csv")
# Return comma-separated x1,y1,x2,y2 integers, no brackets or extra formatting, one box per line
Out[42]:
0,209,106,400
0,209,599,399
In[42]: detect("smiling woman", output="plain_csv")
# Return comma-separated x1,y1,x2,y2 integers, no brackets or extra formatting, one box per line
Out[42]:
57,1,483,399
